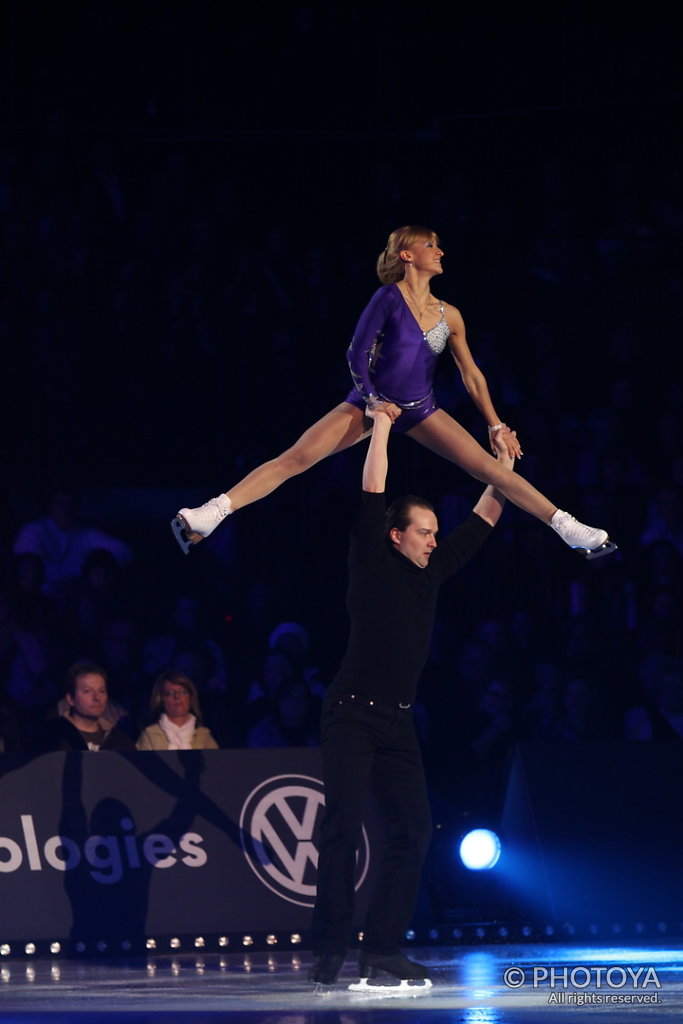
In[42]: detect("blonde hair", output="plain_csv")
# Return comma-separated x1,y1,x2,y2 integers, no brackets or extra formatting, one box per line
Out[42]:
150,669,204,725
376,225,440,284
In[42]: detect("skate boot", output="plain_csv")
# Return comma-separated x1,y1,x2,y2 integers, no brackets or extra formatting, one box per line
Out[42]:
171,494,232,554
308,952,345,992
549,509,617,560
349,951,432,993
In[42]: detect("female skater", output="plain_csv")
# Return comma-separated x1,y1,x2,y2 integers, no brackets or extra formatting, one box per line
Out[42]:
172,225,615,559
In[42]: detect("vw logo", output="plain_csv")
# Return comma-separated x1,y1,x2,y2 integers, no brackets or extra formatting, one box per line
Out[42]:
239,774,370,907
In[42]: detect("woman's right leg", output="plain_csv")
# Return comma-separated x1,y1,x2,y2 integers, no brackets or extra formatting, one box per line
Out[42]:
227,402,370,510
172,403,370,549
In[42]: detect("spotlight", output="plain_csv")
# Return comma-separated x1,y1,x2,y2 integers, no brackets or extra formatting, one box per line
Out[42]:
458,828,502,870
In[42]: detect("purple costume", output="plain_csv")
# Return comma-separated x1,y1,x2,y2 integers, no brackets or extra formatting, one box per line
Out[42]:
344,283,451,433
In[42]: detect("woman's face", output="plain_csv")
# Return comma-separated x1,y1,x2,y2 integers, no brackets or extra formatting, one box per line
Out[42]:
403,236,444,275
161,683,192,721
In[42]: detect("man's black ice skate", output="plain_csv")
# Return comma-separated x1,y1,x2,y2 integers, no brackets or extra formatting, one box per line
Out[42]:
308,953,345,991
349,951,432,993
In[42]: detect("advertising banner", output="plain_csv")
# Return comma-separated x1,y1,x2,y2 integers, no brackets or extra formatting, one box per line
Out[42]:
0,749,383,949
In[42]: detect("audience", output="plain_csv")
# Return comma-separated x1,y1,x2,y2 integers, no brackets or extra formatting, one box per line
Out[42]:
12,488,134,598
1,119,680,777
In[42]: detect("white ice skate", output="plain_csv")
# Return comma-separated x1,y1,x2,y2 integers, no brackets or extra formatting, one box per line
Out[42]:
550,510,617,560
171,494,232,554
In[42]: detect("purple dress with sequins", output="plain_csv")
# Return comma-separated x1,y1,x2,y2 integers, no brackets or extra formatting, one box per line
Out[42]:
344,283,451,433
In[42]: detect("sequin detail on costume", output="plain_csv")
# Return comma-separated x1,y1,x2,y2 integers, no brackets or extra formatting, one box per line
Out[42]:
423,307,449,354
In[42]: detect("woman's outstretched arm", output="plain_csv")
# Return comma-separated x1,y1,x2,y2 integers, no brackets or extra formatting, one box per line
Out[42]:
444,302,522,461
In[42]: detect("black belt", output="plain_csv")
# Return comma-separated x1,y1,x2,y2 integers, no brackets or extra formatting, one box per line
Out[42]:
335,692,412,710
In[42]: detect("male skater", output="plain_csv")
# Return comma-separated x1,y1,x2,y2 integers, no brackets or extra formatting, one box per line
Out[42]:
309,406,515,991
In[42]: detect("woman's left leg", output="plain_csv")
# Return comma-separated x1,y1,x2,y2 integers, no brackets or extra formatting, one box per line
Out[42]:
407,409,556,521
407,410,615,555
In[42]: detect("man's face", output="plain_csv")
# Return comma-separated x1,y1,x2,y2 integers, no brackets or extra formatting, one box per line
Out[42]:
390,506,438,568
67,673,108,721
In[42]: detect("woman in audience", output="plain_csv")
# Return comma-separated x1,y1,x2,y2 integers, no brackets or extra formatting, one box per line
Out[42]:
136,669,219,750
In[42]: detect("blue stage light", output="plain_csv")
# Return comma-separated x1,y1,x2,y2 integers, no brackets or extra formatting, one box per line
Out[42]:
459,828,502,870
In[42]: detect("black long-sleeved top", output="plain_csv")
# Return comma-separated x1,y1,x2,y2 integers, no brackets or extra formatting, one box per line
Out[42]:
329,491,493,705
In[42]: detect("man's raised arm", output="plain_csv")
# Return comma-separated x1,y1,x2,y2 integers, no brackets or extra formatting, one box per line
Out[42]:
362,409,394,493
472,429,516,527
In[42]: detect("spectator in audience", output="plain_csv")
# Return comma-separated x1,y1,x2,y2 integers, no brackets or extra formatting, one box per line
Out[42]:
93,615,148,730
136,669,219,750
245,647,300,723
142,592,228,695
640,484,683,558
12,487,133,597
62,547,131,652
9,552,64,653
0,701,23,753
624,655,683,741
246,673,321,749
545,674,607,742
467,676,518,760
0,587,59,732
42,660,135,751
268,620,326,698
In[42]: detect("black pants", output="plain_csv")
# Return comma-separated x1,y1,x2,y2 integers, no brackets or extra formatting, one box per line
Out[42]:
310,697,433,956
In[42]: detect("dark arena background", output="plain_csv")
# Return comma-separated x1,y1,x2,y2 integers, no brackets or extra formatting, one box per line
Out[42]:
1,3,682,1021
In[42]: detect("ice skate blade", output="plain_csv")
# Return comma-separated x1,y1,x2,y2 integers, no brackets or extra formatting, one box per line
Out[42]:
348,977,432,997
170,515,202,555
312,982,334,996
580,539,618,561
